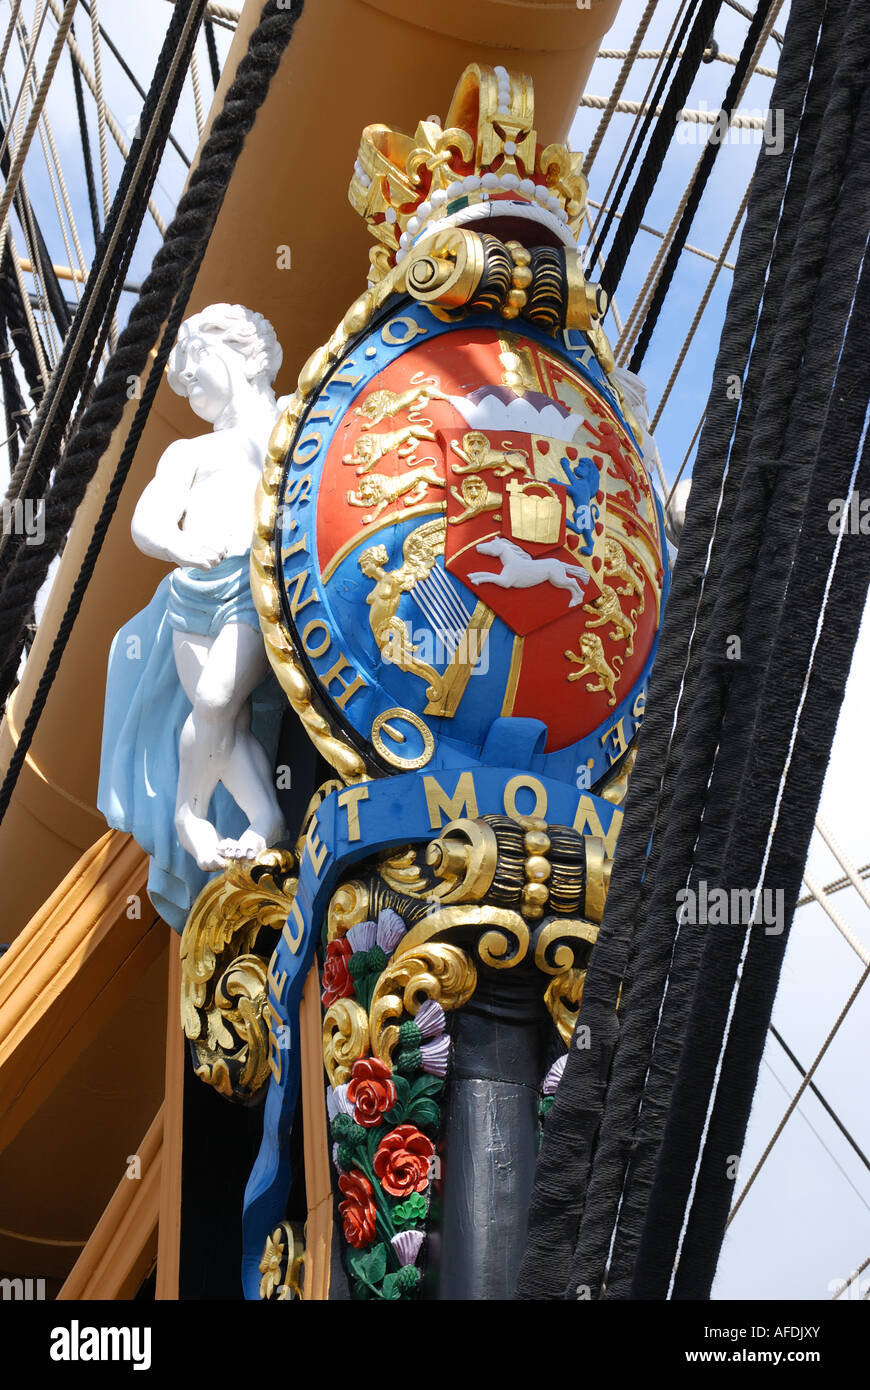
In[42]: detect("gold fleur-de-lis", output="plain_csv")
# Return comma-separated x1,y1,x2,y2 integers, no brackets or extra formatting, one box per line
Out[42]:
407,120,475,192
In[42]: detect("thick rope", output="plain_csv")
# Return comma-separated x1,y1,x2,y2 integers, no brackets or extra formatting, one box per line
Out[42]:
204,15,221,88
517,0,825,1301
599,0,865,1299
0,0,307,825
659,241,870,1298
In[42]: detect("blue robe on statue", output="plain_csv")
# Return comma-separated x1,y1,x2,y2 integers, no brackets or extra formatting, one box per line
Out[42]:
97,555,284,932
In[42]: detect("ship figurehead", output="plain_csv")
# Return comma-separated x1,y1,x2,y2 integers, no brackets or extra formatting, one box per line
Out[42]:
218,62,672,1301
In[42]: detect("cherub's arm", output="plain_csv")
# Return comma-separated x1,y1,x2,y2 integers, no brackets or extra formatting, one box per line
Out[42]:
131,439,225,569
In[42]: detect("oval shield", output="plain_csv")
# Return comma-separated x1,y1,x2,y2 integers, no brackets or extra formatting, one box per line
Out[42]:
274,301,668,789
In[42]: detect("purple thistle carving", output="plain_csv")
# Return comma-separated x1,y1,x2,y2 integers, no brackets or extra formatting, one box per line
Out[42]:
391,1230,425,1266
542,1054,567,1096
420,1035,451,1078
346,920,377,953
415,999,446,1040
376,908,406,955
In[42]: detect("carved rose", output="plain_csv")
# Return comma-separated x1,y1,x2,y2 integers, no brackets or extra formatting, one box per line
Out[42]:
338,1170,377,1249
347,1056,397,1128
322,938,354,1008
373,1125,434,1198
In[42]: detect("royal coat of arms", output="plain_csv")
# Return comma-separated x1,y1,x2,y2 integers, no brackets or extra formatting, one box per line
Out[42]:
271,306,666,788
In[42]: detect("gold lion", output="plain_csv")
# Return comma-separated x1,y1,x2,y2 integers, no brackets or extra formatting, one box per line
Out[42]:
450,431,531,478
564,631,623,706
347,466,445,524
604,537,645,613
583,585,637,656
354,373,449,429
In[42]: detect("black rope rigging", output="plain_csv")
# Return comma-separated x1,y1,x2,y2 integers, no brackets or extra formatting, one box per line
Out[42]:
593,0,725,299
0,241,46,406
0,108,72,338
77,0,192,168
0,310,29,469
205,16,221,90
0,0,307,828
0,0,208,595
627,0,778,372
69,21,101,243
518,0,870,1301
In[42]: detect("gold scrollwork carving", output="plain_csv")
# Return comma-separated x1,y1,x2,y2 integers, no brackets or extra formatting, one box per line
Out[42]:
180,849,298,1102
323,998,371,1086
370,942,477,1067
326,879,372,943
404,227,486,313
425,816,498,903
534,917,599,1048
377,846,431,898
544,969,587,1049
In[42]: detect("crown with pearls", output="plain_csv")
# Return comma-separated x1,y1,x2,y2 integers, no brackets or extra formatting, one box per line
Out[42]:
349,64,587,282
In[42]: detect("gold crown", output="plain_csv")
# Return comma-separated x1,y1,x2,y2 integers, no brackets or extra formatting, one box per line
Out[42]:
349,64,587,282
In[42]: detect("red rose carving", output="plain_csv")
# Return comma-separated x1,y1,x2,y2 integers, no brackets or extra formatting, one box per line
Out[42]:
322,938,354,1008
373,1125,434,1198
347,1056,397,1129
338,1170,377,1249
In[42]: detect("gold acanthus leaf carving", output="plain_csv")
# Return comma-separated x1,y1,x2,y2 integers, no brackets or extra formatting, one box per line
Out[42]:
376,846,431,898
326,879,372,943
323,998,371,1087
180,849,297,1102
544,969,587,1050
370,943,476,1067
534,918,598,1049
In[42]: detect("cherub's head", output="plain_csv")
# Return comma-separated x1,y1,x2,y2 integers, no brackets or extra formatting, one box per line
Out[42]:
167,304,282,424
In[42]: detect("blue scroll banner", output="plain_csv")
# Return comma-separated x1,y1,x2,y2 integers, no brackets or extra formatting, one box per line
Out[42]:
241,764,622,1298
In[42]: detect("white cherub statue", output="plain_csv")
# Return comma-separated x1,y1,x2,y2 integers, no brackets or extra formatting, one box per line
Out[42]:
98,304,288,930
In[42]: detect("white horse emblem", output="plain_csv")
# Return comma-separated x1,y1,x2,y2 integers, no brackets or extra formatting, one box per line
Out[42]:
469,537,590,606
